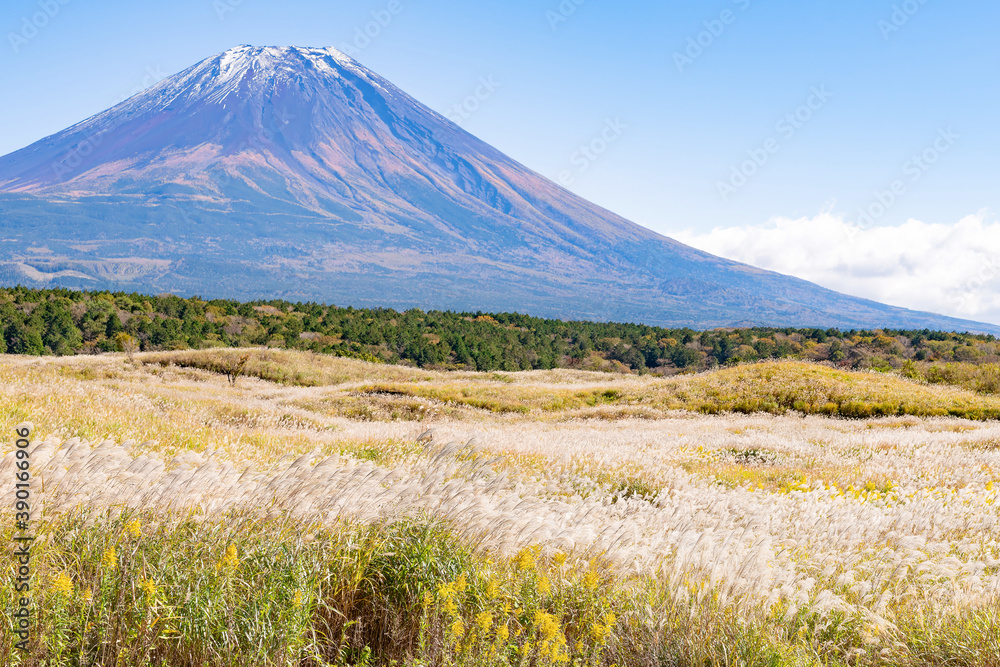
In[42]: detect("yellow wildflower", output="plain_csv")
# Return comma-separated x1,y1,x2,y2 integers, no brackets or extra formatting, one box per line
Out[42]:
292,590,304,608
485,577,499,599
437,581,456,599
82,587,93,604
534,610,559,641
496,624,509,644
126,518,142,539
584,569,599,591
139,577,157,599
553,551,567,566
53,572,73,596
220,544,239,570
516,548,536,571
537,576,552,595
422,590,433,609
455,572,468,593
476,610,493,633
450,618,465,641
101,547,117,570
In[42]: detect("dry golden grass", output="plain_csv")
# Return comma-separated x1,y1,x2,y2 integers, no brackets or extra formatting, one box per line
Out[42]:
142,348,443,386
356,359,1000,420
5,350,1000,465
141,349,1000,419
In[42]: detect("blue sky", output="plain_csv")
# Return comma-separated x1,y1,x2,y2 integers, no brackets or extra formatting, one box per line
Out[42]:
3,0,1000,321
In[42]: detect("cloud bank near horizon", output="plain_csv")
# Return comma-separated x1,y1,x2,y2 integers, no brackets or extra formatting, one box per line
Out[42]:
673,213,1000,328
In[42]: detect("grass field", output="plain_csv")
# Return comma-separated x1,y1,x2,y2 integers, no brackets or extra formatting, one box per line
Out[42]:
1,350,999,665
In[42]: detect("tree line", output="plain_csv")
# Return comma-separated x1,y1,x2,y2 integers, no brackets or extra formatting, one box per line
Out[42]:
2,286,998,376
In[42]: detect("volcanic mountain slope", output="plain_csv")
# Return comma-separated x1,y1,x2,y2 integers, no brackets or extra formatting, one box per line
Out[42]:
0,45,994,333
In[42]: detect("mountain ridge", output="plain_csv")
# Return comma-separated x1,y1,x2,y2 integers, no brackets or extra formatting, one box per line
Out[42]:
1,45,996,334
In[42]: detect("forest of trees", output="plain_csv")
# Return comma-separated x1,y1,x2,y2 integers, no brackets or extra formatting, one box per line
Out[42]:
2,286,1000,379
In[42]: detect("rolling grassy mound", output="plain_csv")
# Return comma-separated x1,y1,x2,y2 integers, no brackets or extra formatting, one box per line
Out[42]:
144,350,1000,420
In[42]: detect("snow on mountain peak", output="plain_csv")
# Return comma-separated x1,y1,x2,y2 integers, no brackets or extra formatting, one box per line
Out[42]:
119,44,388,114
214,44,360,78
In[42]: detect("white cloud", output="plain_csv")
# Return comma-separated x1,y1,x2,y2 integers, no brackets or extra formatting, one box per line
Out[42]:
672,212,1000,327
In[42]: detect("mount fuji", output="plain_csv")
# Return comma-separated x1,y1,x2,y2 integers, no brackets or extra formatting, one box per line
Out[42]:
0,45,994,333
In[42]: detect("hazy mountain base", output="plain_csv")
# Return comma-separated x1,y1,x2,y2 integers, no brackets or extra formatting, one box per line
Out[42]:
1,351,998,665
3,189,997,333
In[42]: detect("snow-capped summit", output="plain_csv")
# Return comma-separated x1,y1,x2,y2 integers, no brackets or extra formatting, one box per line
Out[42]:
0,44,439,202
0,45,995,333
